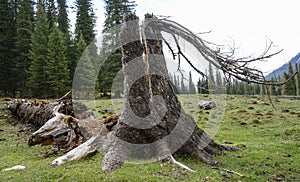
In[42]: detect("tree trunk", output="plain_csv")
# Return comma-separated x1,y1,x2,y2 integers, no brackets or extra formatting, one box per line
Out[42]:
7,99,119,154
101,13,233,173
7,99,90,129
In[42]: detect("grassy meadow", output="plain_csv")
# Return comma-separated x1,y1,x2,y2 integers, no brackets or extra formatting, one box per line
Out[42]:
0,95,299,181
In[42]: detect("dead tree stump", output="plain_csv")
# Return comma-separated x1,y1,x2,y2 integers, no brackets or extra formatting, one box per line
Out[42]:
101,13,233,173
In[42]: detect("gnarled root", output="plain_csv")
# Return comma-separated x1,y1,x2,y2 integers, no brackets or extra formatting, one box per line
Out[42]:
51,127,108,167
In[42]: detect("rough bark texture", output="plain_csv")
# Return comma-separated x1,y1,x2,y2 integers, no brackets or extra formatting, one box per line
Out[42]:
7,99,90,129
7,99,118,153
101,13,233,173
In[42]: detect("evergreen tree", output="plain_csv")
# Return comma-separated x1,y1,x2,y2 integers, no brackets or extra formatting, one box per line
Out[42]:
215,70,222,87
57,0,74,85
98,0,136,96
224,78,231,94
28,1,50,98
73,33,95,99
45,0,56,29
270,78,277,95
75,0,95,45
68,39,79,81
260,84,266,96
235,80,243,95
243,83,252,95
73,0,96,89
103,0,136,33
197,78,201,94
282,62,296,95
197,76,209,94
295,63,300,96
15,0,34,97
215,70,223,94
46,24,70,98
0,0,17,96
232,79,238,95
208,63,215,93
208,63,215,83
253,83,260,95
173,73,179,94
57,0,69,34
188,71,196,94
180,76,187,94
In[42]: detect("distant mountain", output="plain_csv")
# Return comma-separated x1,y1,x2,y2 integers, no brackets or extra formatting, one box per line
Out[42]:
266,52,300,79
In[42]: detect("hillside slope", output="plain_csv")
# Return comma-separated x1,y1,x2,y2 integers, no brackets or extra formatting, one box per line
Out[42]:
266,53,300,79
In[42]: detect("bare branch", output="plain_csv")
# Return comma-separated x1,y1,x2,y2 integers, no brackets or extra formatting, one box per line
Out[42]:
145,18,293,86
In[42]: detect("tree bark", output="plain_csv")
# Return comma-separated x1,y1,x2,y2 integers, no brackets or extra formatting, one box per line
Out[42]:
7,99,118,154
7,99,90,129
101,13,233,173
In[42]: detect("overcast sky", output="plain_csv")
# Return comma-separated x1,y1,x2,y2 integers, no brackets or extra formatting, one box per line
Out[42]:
90,0,300,74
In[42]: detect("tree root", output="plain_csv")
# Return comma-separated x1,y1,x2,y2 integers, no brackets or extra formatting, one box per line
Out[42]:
168,155,195,173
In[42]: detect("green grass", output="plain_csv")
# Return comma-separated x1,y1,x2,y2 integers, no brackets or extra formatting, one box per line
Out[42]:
0,95,299,181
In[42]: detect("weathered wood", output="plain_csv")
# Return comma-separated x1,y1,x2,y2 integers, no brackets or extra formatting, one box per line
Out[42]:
7,99,118,153
7,99,91,129
101,13,233,173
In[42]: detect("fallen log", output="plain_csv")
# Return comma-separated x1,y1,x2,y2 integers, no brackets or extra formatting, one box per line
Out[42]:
7,99,92,129
7,99,118,153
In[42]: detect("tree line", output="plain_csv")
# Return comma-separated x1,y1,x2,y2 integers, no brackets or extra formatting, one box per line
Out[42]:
0,0,135,98
170,62,300,96
1,0,299,98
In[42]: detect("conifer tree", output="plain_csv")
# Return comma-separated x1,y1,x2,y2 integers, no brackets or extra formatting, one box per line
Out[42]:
270,78,277,95
73,0,96,88
75,0,95,45
173,73,179,94
197,78,201,94
46,24,70,98
232,79,238,95
57,0,69,34
46,0,56,29
15,0,34,97
260,84,266,96
295,63,300,96
188,71,196,94
103,0,136,33
208,63,215,93
225,78,232,95
215,70,222,87
180,76,187,94
208,63,215,84
0,0,17,96
73,33,95,99
98,0,136,96
28,1,50,98
197,76,209,94
57,0,74,85
215,70,223,94
282,62,296,95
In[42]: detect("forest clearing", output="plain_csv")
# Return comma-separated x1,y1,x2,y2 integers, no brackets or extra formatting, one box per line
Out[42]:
0,95,299,181
1,0,300,181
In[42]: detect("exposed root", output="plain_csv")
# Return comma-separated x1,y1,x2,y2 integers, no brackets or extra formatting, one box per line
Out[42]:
51,127,108,167
168,155,195,173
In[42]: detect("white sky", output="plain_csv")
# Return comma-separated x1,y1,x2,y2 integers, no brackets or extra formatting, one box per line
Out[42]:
90,0,300,74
